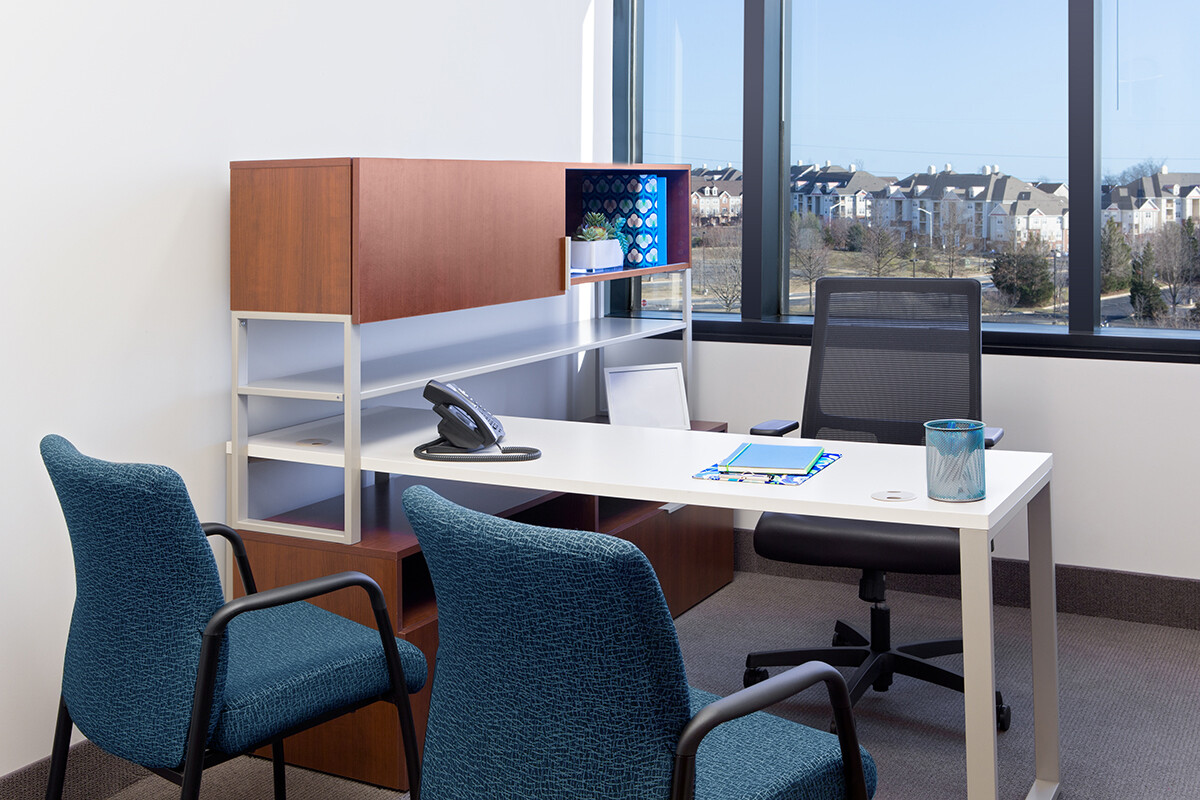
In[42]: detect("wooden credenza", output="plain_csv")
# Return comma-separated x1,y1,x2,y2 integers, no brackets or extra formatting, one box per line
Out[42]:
233,462,732,790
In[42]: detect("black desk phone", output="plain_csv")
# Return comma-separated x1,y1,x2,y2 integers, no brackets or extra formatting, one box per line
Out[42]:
414,379,541,462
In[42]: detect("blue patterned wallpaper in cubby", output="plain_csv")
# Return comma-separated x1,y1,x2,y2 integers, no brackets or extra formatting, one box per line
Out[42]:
580,173,666,268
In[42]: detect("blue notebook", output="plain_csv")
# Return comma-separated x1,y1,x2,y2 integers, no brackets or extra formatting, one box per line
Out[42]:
717,442,825,476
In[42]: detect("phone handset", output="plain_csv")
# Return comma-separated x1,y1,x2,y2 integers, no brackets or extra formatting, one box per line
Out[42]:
414,379,541,462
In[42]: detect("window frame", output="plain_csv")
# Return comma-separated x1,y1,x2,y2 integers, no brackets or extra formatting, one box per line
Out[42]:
612,0,1200,364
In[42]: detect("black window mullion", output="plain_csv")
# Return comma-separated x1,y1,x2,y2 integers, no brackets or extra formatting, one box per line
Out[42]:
1068,0,1101,332
609,0,643,316
742,0,784,320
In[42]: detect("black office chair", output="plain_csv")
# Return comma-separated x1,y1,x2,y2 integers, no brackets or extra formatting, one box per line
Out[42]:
743,277,1011,730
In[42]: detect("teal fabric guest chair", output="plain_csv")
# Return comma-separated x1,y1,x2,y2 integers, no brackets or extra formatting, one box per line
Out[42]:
401,484,877,800
39,435,427,800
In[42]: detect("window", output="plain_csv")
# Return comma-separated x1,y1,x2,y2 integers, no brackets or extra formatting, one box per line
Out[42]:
616,0,1200,362
1101,0,1200,331
642,0,744,315
786,2,1067,320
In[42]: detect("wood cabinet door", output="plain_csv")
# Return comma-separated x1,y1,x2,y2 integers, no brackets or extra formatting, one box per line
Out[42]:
230,159,353,314
353,159,567,322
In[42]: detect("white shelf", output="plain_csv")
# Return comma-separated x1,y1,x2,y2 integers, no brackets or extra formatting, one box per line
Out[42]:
237,316,687,401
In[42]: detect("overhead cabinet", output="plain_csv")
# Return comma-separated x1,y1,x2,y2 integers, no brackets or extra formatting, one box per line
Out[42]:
231,157,692,321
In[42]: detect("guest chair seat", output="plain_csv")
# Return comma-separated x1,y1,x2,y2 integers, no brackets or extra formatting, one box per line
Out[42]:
402,484,877,800
40,434,427,800
213,600,426,755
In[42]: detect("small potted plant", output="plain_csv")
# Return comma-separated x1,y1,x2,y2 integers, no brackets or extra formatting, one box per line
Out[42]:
570,212,630,271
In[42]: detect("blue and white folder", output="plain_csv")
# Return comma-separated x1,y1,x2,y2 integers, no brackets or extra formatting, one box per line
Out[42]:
716,442,825,476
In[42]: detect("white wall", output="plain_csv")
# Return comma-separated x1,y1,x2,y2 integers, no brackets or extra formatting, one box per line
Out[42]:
0,0,612,776
621,338,1200,579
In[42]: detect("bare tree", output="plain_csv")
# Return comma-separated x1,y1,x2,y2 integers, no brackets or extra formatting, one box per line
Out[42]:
1150,222,1191,314
788,212,829,312
1103,157,1166,187
935,197,977,277
693,222,742,311
857,225,901,277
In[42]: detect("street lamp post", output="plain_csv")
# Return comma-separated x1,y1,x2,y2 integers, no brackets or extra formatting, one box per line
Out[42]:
916,206,933,250
825,197,846,223
916,206,933,275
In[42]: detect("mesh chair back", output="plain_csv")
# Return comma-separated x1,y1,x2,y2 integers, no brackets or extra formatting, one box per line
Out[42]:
802,278,981,446
401,485,692,800
40,435,227,769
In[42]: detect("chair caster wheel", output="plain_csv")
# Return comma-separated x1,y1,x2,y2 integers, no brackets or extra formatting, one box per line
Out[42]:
997,703,1012,731
743,667,769,687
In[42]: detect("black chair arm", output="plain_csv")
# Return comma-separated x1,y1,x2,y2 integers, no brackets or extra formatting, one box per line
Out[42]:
670,661,869,800
181,571,406,790
202,522,257,594
984,426,1004,447
202,571,388,638
750,419,800,437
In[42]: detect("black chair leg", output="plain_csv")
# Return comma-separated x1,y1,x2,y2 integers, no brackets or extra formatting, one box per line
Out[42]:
833,620,869,647
891,652,965,693
746,645,870,670
395,691,422,800
895,637,962,659
272,740,286,800
45,696,72,800
844,652,892,705
179,768,202,800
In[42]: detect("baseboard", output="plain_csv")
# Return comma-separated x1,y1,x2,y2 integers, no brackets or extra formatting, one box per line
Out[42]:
734,528,1200,631
0,741,146,800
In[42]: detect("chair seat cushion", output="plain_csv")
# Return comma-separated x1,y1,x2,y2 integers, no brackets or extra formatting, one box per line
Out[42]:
689,688,876,800
211,600,427,754
755,513,961,575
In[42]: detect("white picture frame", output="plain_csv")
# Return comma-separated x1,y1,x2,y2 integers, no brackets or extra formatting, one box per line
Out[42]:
603,362,691,430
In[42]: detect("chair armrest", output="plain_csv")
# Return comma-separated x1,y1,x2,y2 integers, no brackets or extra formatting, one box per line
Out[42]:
182,571,412,791
202,522,257,594
750,419,799,437
984,426,1004,447
202,571,389,637
669,662,869,800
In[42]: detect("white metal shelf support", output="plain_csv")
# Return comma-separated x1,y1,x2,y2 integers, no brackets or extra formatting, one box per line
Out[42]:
229,311,363,544
591,267,693,415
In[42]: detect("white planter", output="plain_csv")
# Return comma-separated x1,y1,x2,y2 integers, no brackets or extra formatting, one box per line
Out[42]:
570,239,625,271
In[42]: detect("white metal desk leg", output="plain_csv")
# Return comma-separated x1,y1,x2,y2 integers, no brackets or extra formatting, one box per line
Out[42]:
1027,483,1062,799
960,527,999,799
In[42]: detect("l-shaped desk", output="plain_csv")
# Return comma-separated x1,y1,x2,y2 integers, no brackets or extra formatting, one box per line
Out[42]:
249,405,1059,800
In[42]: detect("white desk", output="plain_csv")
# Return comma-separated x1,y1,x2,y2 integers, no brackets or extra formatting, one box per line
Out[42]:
250,406,1060,800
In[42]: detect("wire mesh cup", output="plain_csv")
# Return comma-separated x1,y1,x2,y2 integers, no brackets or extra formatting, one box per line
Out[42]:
924,419,986,502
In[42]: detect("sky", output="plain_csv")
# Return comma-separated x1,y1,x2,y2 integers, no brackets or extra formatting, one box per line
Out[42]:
642,0,1200,184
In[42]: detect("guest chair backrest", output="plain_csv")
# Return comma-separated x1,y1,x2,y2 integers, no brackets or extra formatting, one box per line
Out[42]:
802,277,981,446
401,485,693,799
40,435,228,769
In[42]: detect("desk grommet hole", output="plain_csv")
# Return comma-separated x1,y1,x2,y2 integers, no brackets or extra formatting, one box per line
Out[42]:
871,490,916,502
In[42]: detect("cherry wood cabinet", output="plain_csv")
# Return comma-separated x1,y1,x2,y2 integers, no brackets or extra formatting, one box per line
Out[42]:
230,157,692,322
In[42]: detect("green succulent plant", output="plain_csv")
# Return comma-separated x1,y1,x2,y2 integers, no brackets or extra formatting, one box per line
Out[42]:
572,211,631,253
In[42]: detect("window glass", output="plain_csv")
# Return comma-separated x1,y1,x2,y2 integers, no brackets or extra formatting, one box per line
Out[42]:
1101,0,1200,330
643,0,743,315
786,1,1068,323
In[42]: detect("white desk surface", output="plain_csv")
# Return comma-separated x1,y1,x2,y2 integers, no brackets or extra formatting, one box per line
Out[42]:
249,405,1051,534
245,404,1060,800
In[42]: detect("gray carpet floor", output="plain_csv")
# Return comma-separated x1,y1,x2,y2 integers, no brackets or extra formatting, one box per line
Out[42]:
9,571,1199,799
674,571,1200,800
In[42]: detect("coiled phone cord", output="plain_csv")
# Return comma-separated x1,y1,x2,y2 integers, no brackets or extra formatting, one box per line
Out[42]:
413,437,541,462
